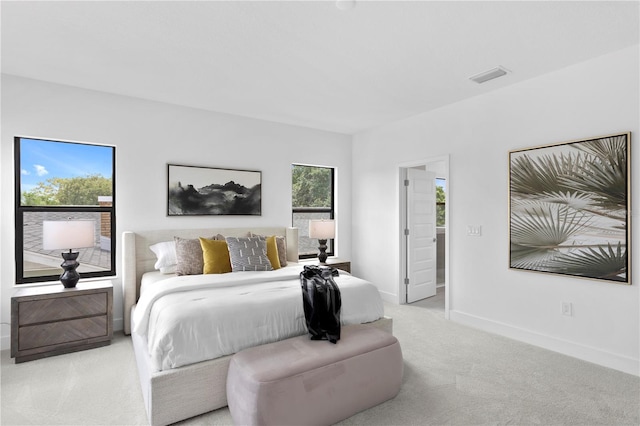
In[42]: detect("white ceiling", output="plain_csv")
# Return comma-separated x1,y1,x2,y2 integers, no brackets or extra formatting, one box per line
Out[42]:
2,1,638,135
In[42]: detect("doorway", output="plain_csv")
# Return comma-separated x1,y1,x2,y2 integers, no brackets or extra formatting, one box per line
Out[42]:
399,156,450,319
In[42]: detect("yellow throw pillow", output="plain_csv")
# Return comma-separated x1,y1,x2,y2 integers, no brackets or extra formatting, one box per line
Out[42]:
266,236,281,270
199,238,232,274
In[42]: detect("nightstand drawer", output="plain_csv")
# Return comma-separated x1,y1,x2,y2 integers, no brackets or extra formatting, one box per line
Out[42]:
19,315,108,351
18,293,107,325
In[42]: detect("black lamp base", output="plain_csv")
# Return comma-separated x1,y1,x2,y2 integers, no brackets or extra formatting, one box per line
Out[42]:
317,239,328,264
59,250,80,288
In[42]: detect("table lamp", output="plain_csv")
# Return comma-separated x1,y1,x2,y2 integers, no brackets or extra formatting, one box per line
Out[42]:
309,219,335,264
43,220,95,288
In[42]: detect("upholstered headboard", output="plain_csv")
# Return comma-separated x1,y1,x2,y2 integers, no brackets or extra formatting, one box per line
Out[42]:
122,227,299,335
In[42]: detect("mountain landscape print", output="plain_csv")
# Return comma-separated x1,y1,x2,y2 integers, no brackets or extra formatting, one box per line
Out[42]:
509,133,630,284
168,164,261,216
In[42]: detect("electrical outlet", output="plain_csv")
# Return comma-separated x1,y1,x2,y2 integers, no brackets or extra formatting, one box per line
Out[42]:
562,302,573,316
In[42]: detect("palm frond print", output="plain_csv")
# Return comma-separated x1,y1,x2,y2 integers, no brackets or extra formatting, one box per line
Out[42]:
544,243,627,282
509,134,629,283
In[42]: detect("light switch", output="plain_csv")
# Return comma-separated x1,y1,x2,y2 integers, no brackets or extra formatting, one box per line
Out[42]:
467,225,482,236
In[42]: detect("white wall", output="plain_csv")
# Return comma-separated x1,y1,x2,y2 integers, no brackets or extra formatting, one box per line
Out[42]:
0,75,352,348
352,46,640,375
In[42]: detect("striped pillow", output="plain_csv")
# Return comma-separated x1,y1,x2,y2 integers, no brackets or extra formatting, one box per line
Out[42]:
225,236,273,272
249,233,287,267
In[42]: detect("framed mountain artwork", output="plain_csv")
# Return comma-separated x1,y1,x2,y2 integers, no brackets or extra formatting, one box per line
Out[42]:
509,133,630,284
167,164,261,216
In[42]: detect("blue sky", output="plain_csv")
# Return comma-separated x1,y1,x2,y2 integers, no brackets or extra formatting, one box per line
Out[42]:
20,138,113,192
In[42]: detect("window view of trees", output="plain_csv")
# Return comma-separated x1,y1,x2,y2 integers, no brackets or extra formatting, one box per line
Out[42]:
436,178,446,227
292,166,332,208
21,174,112,206
15,137,116,284
292,165,334,258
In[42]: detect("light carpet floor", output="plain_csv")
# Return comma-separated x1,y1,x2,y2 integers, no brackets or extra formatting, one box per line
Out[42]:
2,289,639,425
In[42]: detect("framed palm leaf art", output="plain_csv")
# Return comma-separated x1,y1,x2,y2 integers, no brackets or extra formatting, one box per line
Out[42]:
509,133,631,284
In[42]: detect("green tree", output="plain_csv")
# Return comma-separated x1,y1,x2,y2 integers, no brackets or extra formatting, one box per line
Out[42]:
292,166,331,207
436,185,446,226
21,174,112,206
21,181,59,205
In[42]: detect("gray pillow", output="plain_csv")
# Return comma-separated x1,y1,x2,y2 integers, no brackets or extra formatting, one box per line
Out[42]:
175,236,214,275
274,236,287,267
225,236,273,272
249,233,287,267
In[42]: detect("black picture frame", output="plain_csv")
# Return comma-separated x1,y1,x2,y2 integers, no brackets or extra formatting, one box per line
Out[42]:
167,164,261,216
509,132,631,284
14,136,117,284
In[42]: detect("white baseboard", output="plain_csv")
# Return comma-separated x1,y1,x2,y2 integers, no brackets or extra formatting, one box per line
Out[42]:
450,310,639,377
114,317,123,332
378,290,398,304
1,333,9,351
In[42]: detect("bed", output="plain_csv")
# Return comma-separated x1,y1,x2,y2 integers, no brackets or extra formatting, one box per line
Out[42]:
122,226,392,426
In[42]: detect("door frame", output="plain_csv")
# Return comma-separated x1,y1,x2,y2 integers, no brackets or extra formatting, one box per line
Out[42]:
398,155,450,319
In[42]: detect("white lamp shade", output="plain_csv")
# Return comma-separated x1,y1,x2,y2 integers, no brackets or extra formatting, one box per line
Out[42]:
43,220,95,250
309,219,335,239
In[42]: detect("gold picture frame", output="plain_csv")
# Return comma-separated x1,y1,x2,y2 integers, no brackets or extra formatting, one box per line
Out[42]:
509,132,631,284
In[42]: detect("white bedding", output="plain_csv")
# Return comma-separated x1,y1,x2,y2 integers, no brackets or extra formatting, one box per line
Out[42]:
132,265,384,372
139,270,170,294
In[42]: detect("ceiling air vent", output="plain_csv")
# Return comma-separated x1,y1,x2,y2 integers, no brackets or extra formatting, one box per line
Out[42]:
469,66,509,84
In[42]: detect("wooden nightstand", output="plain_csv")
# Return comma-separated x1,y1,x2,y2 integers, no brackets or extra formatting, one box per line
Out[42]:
324,259,351,273
11,280,113,363
302,258,351,273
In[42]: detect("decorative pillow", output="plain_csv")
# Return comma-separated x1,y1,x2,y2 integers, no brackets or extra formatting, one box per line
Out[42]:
174,237,207,276
149,241,178,274
265,236,281,270
225,237,273,272
249,233,287,267
274,236,287,267
199,238,232,274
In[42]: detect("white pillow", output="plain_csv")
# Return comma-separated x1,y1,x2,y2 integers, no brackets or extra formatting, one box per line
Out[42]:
159,265,177,274
149,241,178,274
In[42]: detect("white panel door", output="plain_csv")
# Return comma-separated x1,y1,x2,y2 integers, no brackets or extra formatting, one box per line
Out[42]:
406,168,437,303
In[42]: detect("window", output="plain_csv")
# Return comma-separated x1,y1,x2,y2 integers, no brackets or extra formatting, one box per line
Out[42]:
436,178,446,227
292,164,334,259
15,137,116,284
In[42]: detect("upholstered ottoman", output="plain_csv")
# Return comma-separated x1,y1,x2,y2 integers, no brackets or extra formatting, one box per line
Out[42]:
226,324,403,426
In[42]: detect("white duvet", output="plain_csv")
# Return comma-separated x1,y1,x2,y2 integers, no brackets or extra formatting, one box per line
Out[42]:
132,265,384,372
